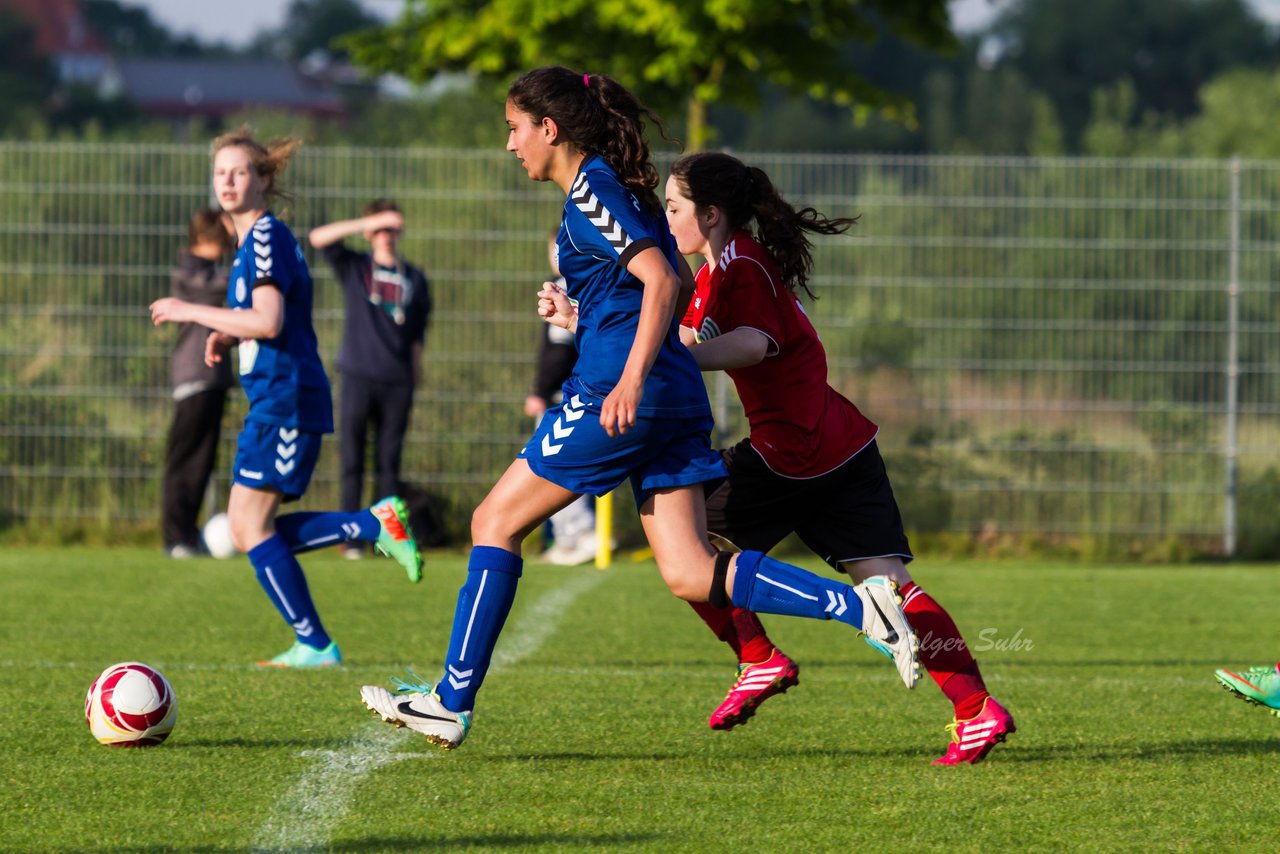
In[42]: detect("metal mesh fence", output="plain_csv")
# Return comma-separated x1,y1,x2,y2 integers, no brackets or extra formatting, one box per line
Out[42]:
1,144,1276,555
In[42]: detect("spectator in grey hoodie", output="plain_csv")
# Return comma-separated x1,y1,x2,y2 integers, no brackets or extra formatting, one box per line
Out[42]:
161,208,235,557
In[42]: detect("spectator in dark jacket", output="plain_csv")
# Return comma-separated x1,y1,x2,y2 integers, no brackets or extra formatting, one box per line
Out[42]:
162,208,235,557
308,200,432,558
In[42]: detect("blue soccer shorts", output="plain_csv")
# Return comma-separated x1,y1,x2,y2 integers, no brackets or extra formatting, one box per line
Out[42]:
519,393,726,509
232,420,324,501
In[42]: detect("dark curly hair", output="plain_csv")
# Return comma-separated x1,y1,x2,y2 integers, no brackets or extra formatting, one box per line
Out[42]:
669,151,858,300
508,66,674,218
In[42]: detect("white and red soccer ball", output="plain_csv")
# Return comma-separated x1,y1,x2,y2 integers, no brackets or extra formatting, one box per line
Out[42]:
85,662,177,747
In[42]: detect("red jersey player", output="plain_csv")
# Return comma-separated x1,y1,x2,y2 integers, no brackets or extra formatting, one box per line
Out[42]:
665,151,1015,765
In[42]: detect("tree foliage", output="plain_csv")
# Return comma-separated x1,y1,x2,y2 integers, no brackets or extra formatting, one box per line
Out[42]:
345,0,956,149
990,0,1273,149
280,0,382,61
1184,68,1280,158
82,0,216,56
0,9,54,134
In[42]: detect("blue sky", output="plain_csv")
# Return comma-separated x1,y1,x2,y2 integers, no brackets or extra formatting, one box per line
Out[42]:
129,0,401,47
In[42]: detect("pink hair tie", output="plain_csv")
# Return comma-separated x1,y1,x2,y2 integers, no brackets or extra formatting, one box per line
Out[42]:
583,73,590,88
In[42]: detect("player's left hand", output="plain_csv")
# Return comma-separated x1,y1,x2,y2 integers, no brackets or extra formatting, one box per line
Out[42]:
149,297,191,325
601,375,643,437
537,281,577,332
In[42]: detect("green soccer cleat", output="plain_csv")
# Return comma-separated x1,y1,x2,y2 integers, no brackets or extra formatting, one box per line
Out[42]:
1215,664,1280,716
371,495,423,583
256,640,342,669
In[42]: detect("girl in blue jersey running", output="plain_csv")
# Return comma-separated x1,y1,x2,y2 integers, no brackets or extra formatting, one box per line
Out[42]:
150,127,423,668
360,67,921,750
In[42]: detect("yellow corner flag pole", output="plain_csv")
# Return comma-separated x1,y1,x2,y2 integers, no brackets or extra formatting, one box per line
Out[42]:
595,491,613,569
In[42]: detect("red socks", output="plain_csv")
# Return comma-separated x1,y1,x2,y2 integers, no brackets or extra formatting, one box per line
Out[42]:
900,581,989,718
689,601,774,663
692,581,991,720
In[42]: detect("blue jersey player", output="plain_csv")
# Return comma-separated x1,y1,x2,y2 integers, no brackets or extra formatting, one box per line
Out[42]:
150,126,424,668
360,68,923,750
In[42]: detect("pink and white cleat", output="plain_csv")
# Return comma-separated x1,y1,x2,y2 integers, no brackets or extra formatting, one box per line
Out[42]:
708,649,800,731
933,697,1016,765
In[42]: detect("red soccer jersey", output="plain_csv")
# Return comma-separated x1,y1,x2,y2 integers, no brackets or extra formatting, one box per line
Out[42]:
682,231,878,477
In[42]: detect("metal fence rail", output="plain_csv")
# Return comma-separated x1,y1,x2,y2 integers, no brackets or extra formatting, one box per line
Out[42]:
1,144,1276,555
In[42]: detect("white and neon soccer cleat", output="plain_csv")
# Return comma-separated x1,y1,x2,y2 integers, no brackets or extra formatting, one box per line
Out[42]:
361,672,471,750
853,575,921,689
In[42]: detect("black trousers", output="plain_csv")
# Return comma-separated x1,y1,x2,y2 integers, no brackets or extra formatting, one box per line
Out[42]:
339,377,414,512
161,388,227,549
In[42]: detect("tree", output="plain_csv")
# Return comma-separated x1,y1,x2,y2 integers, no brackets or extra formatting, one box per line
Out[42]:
280,0,381,62
989,0,1273,151
1185,68,1280,158
0,9,54,135
345,0,956,150
82,0,211,56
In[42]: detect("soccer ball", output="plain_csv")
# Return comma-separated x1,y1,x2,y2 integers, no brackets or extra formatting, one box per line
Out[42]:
85,662,177,747
202,512,236,559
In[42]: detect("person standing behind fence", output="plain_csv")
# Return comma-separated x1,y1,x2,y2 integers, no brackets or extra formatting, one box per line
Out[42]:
150,127,424,668
524,232,596,565
308,201,432,560
161,209,235,559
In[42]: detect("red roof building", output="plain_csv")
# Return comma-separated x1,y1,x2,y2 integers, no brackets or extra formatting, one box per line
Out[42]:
0,0,112,85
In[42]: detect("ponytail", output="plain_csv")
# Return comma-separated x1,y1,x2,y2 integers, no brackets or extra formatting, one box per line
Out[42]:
509,66,674,217
670,153,859,301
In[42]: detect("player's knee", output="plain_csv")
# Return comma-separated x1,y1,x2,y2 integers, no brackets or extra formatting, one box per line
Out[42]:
657,557,712,602
469,504,518,548
227,518,263,553
841,556,911,585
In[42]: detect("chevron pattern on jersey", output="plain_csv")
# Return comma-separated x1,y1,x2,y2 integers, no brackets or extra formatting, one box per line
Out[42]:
570,172,633,255
252,217,273,278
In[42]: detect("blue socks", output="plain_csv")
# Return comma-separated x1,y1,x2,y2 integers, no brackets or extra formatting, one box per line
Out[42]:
730,550,864,630
436,546,523,713
274,509,379,553
247,533,332,650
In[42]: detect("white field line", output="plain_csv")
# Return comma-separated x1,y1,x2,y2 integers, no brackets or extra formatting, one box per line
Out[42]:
252,724,429,853
251,569,607,853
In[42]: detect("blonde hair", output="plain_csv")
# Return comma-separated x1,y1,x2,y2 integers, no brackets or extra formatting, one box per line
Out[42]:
211,124,303,206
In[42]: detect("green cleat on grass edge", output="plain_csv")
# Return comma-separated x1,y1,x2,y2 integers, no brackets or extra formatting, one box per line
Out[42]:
1215,664,1280,716
371,495,423,583
256,640,342,668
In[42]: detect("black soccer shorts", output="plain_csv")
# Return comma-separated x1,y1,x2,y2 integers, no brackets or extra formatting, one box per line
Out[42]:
703,438,913,570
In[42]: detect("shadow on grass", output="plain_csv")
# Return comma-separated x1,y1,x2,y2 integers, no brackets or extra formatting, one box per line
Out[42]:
173,737,338,750
493,744,926,762
992,658,1248,669
326,833,664,851
44,833,664,853
995,736,1280,763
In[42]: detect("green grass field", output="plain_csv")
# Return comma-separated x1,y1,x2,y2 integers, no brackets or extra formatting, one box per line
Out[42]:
2,546,1278,852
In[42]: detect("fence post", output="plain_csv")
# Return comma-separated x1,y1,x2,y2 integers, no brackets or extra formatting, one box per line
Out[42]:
1224,155,1241,557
